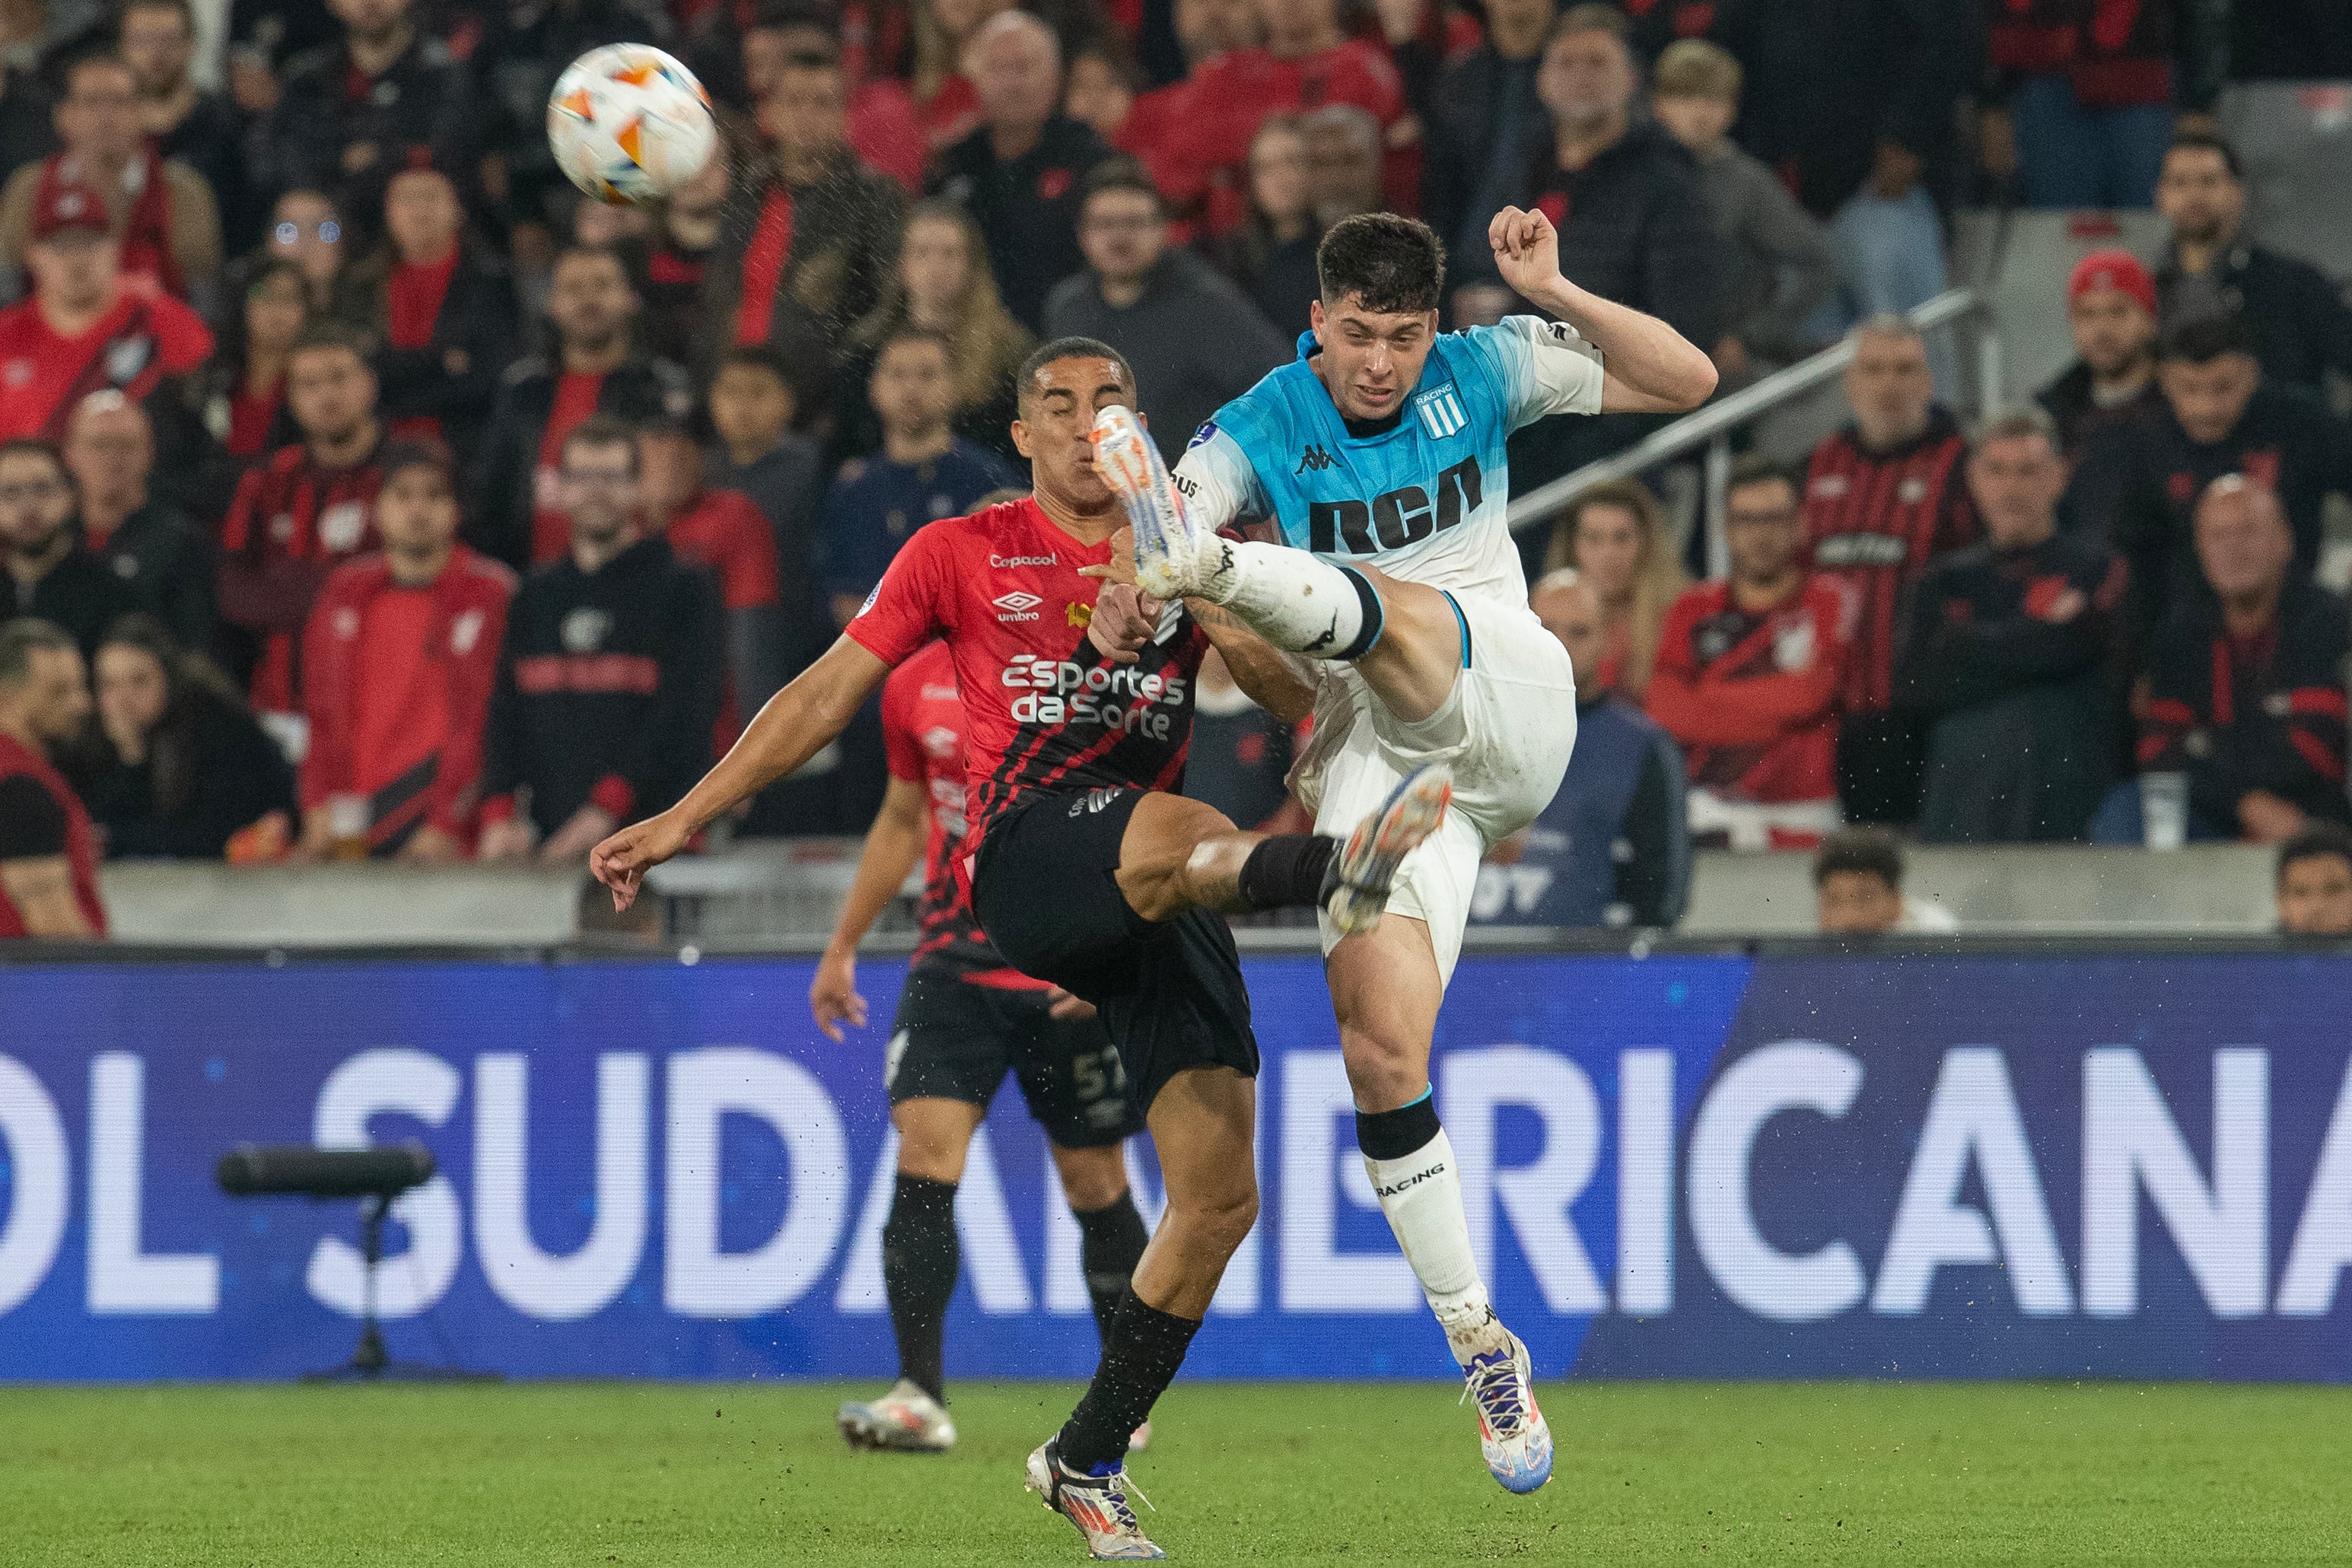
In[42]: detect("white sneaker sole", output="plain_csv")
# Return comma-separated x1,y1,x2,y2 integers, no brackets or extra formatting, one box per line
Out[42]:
1092,405,1202,603
1326,764,1453,937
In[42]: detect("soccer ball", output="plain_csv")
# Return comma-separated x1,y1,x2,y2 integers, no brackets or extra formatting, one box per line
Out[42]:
546,44,716,206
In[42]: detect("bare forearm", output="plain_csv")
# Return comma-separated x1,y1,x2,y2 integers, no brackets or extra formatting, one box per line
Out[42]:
1523,276,1717,411
826,809,926,958
1190,600,1318,724
667,639,884,835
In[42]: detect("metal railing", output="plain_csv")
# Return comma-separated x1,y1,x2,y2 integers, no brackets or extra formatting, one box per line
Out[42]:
1503,288,1997,579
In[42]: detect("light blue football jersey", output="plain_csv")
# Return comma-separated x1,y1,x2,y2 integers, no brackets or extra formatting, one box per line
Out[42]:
1170,315,1605,602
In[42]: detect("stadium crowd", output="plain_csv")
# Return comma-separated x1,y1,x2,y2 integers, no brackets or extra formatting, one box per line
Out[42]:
2,0,2351,940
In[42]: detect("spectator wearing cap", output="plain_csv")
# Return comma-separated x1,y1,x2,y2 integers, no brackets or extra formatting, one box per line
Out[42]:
0,53,221,307
1043,161,1289,466
1650,38,1837,386
1173,0,1408,237
331,161,516,470
69,612,295,861
2,437,141,661
0,173,212,444
820,325,1016,626
0,619,104,938
255,0,494,227
706,344,825,669
928,11,1113,335
1422,0,1555,281
711,47,905,369
2278,825,2352,937
1979,0,2225,210
216,320,387,720
471,245,690,571
1813,826,1953,935
638,416,788,751
477,415,721,866
1898,406,2126,843
121,0,253,253
2068,313,2352,636
2039,250,2163,461
299,440,513,859
2093,476,2350,844
2154,132,2352,395
1803,315,1978,826
63,390,212,654
1647,458,1849,852
1472,568,1689,928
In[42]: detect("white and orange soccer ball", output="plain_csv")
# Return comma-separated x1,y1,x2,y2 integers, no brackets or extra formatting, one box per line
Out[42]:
546,44,716,205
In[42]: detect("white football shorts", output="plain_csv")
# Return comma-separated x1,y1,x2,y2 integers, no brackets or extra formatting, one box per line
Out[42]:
1291,588,1579,983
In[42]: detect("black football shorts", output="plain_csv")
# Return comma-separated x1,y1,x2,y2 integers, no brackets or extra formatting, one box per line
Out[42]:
886,963,1141,1148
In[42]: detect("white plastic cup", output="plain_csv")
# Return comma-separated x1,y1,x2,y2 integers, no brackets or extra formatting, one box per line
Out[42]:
326,794,371,860
2140,771,2189,851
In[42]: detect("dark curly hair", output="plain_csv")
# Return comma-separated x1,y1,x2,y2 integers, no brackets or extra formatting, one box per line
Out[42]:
1316,213,1447,316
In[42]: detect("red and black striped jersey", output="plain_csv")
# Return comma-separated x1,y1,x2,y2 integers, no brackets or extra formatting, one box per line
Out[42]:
1803,410,1976,714
845,497,1206,854
880,639,1049,987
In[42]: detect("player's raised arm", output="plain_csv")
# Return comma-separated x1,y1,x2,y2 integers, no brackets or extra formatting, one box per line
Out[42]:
590,634,891,909
1488,205,1718,415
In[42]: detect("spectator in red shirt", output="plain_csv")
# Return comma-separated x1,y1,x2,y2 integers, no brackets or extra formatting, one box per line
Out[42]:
0,175,215,445
1803,315,1977,825
0,52,223,307
0,619,104,938
638,415,788,747
217,320,387,722
332,162,516,469
300,440,514,860
1176,0,1407,235
470,245,691,570
1648,456,1850,851
1063,39,1195,223
196,258,310,470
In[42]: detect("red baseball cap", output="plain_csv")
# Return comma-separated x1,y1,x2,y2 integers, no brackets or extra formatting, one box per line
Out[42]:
30,178,110,243
2067,250,2157,318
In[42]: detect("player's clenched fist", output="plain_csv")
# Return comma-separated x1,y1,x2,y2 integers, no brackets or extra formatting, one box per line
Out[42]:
590,812,690,911
1488,205,1564,297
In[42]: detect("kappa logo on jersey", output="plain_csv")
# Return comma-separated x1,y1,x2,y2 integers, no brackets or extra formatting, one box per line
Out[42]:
1296,443,1335,474
1306,456,1484,555
992,590,1042,622
1415,386,1469,440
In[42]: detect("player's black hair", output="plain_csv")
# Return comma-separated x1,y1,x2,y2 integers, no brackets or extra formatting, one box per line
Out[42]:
562,413,641,475
2159,311,2253,365
1723,453,1801,507
1015,336,1137,413
1812,828,1903,892
2164,127,2243,182
288,317,377,363
2279,825,2352,886
0,617,74,689
1078,157,1163,218
1316,212,1447,316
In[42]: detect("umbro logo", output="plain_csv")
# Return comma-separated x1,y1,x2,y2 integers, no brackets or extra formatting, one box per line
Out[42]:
993,590,1042,622
1296,444,1335,474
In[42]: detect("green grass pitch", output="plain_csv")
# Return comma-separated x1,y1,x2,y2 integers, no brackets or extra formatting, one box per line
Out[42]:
2,1382,2346,1565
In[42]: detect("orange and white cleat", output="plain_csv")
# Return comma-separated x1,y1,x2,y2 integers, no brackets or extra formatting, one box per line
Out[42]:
1026,1438,1163,1560
837,1379,956,1452
1324,763,1453,937
1091,404,1214,603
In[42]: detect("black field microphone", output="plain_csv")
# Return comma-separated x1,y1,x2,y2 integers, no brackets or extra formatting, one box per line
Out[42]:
215,1143,437,1201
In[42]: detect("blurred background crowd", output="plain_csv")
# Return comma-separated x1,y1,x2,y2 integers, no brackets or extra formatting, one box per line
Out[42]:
2,0,2351,939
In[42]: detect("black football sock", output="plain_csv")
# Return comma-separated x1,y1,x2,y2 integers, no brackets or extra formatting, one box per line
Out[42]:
1236,833,1339,911
1072,1191,1151,1343
881,1172,959,1403
1057,1292,1202,1472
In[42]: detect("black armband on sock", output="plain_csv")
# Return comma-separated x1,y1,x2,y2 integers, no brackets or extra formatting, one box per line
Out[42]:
1236,833,1338,911
1335,565,1384,660
1355,1093,1442,1160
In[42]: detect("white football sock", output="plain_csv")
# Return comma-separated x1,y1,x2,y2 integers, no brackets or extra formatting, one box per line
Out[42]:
1197,539,1381,660
1364,1128,1508,1364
